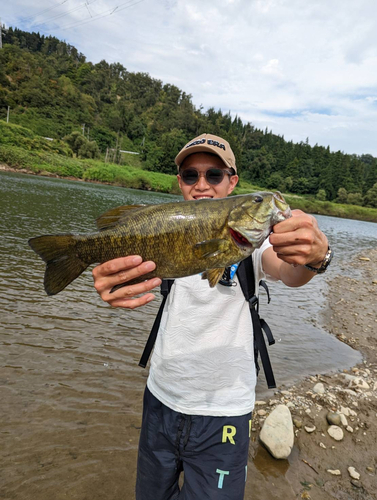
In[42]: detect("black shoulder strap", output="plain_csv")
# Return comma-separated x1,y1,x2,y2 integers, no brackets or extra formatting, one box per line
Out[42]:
237,256,276,389
138,279,174,368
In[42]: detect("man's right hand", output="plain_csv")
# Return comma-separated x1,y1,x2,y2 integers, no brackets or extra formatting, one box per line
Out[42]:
92,256,162,309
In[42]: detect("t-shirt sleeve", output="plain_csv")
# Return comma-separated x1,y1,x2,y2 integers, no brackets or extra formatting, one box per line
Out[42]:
252,237,279,289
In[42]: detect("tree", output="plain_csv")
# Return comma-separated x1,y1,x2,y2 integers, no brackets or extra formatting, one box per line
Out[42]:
316,189,326,201
335,187,348,204
364,183,377,208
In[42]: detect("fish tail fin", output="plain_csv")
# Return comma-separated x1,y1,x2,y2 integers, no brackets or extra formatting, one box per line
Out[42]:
28,234,89,296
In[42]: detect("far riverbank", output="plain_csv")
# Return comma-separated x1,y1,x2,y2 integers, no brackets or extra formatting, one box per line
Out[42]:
1,163,377,223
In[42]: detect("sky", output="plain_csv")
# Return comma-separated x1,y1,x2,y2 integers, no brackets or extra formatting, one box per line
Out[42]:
2,0,377,156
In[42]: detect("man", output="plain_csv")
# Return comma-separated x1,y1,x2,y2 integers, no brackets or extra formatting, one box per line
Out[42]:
92,133,330,499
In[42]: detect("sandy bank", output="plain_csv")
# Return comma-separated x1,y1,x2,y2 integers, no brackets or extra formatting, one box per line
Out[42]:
246,249,377,500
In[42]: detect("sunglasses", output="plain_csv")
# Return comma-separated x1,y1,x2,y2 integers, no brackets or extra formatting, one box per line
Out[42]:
180,168,233,186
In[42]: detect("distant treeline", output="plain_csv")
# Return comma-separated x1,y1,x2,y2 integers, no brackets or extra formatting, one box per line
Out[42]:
0,26,376,206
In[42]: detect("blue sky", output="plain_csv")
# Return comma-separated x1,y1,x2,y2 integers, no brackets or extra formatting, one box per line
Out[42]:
2,0,377,156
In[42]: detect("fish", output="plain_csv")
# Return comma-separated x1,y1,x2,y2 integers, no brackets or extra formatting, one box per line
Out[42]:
28,191,291,295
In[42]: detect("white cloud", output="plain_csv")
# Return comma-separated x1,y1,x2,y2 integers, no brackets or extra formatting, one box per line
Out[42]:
2,0,377,155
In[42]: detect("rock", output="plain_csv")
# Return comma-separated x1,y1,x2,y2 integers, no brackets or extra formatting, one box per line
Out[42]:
319,442,326,449
293,418,303,429
327,469,341,475
287,402,295,409
255,400,267,406
359,257,370,261
259,405,294,459
346,426,354,433
349,377,370,390
327,425,344,441
339,414,348,427
366,466,374,473
348,467,360,480
326,412,341,426
313,382,325,394
257,409,267,416
280,390,291,396
351,480,362,488
305,425,316,433
340,406,350,416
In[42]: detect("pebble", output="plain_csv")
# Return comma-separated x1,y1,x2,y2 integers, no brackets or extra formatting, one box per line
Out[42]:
293,418,302,429
346,426,354,433
327,469,341,475
313,382,325,394
348,467,360,480
304,425,316,433
257,409,267,416
359,257,370,261
319,442,326,449
326,412,341,426
339,414,348,427
366,466,374,473
255,401,267,406
340,406,350,416
327,425,344,441
349,377,370,390
351,480,362,488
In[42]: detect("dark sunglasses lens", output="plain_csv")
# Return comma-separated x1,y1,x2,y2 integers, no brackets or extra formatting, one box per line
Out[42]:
206,169,225,185
181,169,199,185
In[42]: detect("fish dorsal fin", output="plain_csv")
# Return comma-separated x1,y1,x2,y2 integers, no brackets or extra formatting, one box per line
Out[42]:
202,268,225,287
96,204,147,231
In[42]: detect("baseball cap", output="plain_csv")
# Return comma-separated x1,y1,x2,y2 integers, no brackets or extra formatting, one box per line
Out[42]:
175,133,237,173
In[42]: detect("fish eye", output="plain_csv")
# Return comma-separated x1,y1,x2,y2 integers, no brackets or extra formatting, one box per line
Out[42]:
253,195,263,203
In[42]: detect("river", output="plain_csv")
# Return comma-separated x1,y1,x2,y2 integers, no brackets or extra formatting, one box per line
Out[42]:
1,170,376,500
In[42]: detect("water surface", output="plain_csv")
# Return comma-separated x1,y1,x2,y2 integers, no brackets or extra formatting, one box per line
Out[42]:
1,171,375,499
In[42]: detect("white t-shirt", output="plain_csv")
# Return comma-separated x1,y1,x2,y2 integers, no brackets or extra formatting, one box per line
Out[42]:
147,238,273,417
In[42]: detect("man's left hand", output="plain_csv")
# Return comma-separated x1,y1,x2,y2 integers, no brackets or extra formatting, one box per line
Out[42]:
269,209,328,267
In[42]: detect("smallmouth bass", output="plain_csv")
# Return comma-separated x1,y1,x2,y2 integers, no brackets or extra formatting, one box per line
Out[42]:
28,191,291,295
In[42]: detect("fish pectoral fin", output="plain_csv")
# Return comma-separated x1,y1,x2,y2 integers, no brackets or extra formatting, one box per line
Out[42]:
194,239,230,259
96,204,148,231
202,268,225,288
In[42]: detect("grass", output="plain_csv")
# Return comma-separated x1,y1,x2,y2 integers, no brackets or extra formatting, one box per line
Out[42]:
1,121,376,222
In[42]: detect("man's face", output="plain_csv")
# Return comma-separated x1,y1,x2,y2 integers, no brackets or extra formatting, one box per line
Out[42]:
177,153,239,201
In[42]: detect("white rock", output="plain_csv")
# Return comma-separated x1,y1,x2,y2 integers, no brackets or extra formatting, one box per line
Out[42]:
313,383,326,394
327,469,341,476
340,406,350,416
255,400,267,406
320,442,326,449
260,405,294,459
280,390,291,396
346,426,354,433
348,467,360,480
349,409,357,416
257,409,267,416
286,402,295,409
339,414,348,427
327,425,344,441
305,425,316,433
349,377,370,390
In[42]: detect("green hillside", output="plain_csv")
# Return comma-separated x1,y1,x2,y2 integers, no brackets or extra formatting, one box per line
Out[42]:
0,26,376,210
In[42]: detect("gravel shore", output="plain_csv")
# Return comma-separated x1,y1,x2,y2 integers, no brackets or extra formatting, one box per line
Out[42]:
246,248,377,500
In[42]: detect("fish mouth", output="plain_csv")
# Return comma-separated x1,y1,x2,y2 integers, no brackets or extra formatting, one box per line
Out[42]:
229,228,254,248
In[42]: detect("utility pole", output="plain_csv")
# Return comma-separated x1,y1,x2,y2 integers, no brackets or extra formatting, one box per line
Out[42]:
6,106,10,123
82,123,85,135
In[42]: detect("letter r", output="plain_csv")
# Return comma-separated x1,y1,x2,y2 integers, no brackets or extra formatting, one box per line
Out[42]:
222,425,236,445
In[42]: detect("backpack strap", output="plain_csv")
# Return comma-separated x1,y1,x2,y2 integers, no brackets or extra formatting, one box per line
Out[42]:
237,257,276,389
138,279,175,368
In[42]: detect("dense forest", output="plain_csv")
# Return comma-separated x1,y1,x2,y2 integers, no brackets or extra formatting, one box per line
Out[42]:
1,26,377,207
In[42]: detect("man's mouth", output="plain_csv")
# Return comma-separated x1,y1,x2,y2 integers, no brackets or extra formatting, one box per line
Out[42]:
193,195,213,200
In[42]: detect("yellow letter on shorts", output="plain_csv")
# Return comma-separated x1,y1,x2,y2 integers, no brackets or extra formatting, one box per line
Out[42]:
222,425,236,445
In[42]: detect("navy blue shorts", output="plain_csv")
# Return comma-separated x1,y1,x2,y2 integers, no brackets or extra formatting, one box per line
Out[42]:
136,386,252,500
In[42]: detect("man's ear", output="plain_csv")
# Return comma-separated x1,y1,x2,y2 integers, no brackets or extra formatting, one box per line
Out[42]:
227,175,239,195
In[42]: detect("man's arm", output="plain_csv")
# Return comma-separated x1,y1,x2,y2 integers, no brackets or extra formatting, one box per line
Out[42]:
262,210,329,287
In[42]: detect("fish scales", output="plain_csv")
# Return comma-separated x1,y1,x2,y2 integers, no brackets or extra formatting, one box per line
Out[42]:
28,192,291,295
